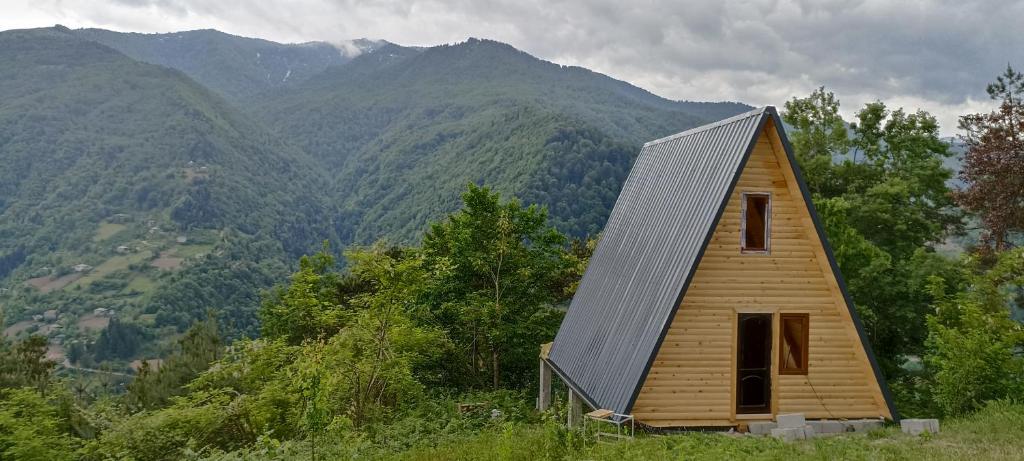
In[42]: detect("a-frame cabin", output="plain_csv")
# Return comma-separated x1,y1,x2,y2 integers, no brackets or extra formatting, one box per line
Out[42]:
543,106,896,428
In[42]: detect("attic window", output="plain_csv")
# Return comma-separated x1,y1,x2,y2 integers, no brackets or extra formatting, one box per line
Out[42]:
779,313,809,375
741,192,771,253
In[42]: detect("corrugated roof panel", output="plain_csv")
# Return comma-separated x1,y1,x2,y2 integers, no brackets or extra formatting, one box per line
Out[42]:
548,107,768,414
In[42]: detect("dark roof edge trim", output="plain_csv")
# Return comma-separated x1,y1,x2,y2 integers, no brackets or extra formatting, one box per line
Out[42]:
643,107,767,148
765,107,900,422
623,110,770,415
544,354,600,411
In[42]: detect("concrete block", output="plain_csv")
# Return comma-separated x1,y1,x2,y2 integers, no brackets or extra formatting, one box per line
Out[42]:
807,420,845,434
802,424,816,439
901,419,940,436
776,413,806,429
771,427,805,442
748,421,777,435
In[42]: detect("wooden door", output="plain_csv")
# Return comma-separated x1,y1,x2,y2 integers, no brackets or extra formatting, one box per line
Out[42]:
736,313,772,414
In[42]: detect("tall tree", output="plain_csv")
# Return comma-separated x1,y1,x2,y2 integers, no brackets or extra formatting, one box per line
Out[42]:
423,184,567,389
0,336,55,393
259,244,349,344
783,90,961,375
957,65,1024,251
782,87,850,195
126,316,221,410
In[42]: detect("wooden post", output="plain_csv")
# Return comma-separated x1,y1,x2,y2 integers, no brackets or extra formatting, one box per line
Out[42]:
567,388,583,427
538,359,552,411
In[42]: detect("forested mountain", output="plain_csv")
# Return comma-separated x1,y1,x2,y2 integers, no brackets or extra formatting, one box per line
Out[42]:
0,27,339,355
257,38,751,240
0,26,748,368
74,27,387,105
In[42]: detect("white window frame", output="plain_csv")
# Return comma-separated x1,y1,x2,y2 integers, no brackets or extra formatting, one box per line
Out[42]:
740,192,771,254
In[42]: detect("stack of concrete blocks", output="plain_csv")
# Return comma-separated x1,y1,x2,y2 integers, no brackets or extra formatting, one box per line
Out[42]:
807,420,845,435
900,419,940,436
770,414,815,441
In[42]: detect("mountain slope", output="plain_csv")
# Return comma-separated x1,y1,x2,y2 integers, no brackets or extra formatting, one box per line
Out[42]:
0,27,338,352
74,28,386,105
258,38,751,240
0,28,751,368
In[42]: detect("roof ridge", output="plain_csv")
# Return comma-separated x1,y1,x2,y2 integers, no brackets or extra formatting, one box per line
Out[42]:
642,106,769,148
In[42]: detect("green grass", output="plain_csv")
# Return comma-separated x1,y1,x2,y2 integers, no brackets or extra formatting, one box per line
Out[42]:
381,402,1024,461
92,222,127,242
124,275,157,294
173,243,214,259
69,252,151,288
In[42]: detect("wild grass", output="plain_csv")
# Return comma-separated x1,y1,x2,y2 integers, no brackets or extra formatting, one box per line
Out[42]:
201,401,1024,461
383,401,1024,461
92,222,127,242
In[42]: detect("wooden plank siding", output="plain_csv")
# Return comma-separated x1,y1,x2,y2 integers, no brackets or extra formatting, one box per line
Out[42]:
631,122,891,427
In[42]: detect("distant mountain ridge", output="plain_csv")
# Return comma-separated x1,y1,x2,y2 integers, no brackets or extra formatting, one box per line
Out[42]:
74,27,389,104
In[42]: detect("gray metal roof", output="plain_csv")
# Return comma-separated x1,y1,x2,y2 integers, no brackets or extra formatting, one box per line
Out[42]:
548,105,898,420
548,107,769,414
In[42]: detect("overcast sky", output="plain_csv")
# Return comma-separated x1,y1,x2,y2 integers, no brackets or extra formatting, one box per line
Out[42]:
4,0,1021,135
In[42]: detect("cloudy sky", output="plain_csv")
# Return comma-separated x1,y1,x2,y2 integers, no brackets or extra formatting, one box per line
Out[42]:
3,0,1021,135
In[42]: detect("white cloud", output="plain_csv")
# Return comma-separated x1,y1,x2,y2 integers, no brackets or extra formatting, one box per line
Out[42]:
1,0,1017,135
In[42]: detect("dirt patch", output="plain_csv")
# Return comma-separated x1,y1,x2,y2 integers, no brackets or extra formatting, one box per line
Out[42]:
77,314,111,332
184,167,210,183
150,251,184,270
3,320,40,338
46,344,66,365
129,358,163,372
26,272,83,293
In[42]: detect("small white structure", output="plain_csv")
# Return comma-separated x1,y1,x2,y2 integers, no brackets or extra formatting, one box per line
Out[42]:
93,307,111,317
72,264,92,272
116,245,130,253
176,235,188,244
901,419,940,436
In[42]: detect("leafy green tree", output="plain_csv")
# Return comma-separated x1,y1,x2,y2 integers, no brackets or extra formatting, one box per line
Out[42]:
126,316,221,410
424,184,568,389
0,388,78,460
783,90,962,375
93,317,145,362
925,249,1024,415
0,335,55,392
259,244,349,344
312,245,446,427
782,87,850,195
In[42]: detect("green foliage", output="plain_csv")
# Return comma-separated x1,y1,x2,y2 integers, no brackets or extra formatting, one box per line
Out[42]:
93,317,145,361
423,184,568,388
782,87,850,194
925,249,1024,415
0,335,55,391
783,88,962,375
0,388,79,460
1,28,746,368
259,245,347,344
258,38,748,242
127,316,221,409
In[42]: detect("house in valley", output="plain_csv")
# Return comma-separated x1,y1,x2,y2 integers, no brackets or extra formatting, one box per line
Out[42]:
539,107,896,429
